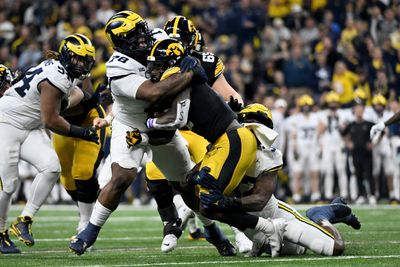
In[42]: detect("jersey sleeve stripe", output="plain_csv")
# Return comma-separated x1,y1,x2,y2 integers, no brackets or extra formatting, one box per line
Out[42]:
214,59,224,77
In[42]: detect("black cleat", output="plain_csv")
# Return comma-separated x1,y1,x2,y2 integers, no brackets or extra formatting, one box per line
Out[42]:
204,223,236,256
0,230,20,254
10,216,34,246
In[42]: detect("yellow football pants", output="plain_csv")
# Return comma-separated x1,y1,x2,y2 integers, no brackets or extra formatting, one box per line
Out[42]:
53,106,107,191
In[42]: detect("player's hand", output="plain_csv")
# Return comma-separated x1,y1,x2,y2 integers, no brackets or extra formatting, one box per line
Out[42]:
180,56,198,72
81,127,99,144
93,117,109,130
200,189,224,209
370,121,385,142
227,96,243,112
189,167,220,190
126,129,142,148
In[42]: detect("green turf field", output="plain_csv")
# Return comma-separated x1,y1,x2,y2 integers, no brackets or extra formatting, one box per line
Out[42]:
1,204,400,266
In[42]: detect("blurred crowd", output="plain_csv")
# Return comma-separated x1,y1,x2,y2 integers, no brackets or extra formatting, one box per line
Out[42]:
4,0,400,205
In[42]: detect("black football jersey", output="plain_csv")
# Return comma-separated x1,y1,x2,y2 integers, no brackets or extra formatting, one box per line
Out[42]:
192,51,224,87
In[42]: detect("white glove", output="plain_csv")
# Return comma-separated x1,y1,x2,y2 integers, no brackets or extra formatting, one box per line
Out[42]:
370,121,385,141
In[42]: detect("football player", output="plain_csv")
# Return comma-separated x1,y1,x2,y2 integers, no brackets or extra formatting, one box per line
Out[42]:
129,39,287,257
0,33,98,254
369,94,394,203
319,92,348,200
289,94,323,203
197,104,361,257
145,16,248,254
0,65,16,97
69,11,205,255
53,83,108,237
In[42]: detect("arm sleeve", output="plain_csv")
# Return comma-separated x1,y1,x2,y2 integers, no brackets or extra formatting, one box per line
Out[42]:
110,74,147,99
148,88,191,131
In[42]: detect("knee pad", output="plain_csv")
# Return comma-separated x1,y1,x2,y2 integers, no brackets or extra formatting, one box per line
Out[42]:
1,176,19,194
75,177,99,203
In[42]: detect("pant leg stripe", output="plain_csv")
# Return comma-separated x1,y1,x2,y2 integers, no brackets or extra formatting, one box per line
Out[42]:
278,203,335,239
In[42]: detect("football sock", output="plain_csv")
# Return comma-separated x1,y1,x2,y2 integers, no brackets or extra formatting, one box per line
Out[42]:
89,201,112,227
0,192,12,232
187,217,198,233
21,171,59,217
78,201,94,230
195,212,214,227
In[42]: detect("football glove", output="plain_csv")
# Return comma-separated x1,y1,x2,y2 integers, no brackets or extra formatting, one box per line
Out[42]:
180,56,198,72
200,189,241,210
227,96,243,112
370,121,385,141
189,167,220,190
68,125,99,144
126,129,142,148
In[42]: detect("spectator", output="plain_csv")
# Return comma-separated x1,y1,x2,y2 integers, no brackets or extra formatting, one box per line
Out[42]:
0,11,15,46
332,61,359,106
96,0,114,26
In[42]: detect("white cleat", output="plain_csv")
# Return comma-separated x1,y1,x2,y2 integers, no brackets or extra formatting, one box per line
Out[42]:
161,234,178,253
178,205,194,230
267,218,287,258
234,230,253,254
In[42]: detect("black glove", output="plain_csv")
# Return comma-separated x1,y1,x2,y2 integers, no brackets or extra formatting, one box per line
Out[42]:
200,189,242,210
126,129,142,148
192,64,208,84
227,96,243,112
180,56,198,72
188,167,220,190
68,125,99,144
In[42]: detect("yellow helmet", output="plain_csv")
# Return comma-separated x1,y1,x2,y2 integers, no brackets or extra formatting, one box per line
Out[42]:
164,16,197,51
325,91,340,104
238,103,273,129
105,11,150,59
372,94,387,106
353,88,367,104
297,94,314,107
58,33,95,79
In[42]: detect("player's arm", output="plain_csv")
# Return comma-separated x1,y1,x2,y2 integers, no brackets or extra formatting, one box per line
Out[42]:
370,110,400,140
39,81,98,143
237,170,278,212
212,74,243,104
146,88,191,130
136,72,193,103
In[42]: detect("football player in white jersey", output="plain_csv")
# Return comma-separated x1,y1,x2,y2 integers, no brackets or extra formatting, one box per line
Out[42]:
369,94,394,203
319,92,348,200
69,11,206,255
198,104,360,258
289,94,323,203
0,33,98,254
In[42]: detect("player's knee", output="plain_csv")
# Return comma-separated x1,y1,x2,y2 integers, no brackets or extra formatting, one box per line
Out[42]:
199,205,219,221
110,164,136,192
146,178,171,196
332,239,345,256
42,158,61,173
75,178,99,203
2,176,19,194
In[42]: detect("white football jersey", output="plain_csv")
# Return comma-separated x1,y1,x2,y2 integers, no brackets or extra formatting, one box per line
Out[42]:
319,109,348,144
106,51,150,131
291,112,321,148
239,146,283,194
0,59,74,130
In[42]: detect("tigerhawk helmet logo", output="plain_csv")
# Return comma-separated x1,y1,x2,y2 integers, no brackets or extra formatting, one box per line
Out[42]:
166,43,183,57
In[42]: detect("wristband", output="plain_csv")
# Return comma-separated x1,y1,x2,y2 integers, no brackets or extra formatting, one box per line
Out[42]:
104,114,114,126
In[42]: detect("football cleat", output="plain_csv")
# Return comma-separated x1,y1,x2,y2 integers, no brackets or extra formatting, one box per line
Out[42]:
188,228,205,241
69,223,101,255
0,230,21,254
204,223,236,256
161,234,178,253
161,218,182,253
330,197,361,230
234,229,253,254
9,216,34,246
259,218,286,258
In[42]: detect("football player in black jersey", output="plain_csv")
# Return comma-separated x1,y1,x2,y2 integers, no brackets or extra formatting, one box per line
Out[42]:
144,16,249,255
127,39,287,257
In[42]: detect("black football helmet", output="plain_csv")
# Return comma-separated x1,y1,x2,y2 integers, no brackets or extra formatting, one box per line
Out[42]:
163,16,197,53
147,39,185,82
0,64,13,97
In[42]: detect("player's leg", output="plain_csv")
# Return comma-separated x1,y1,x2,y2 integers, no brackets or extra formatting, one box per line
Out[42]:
0,123,22,253
335,146,349,199
11,129,61,247
69,122,145,255
322,146,334,200
309,151,320,202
